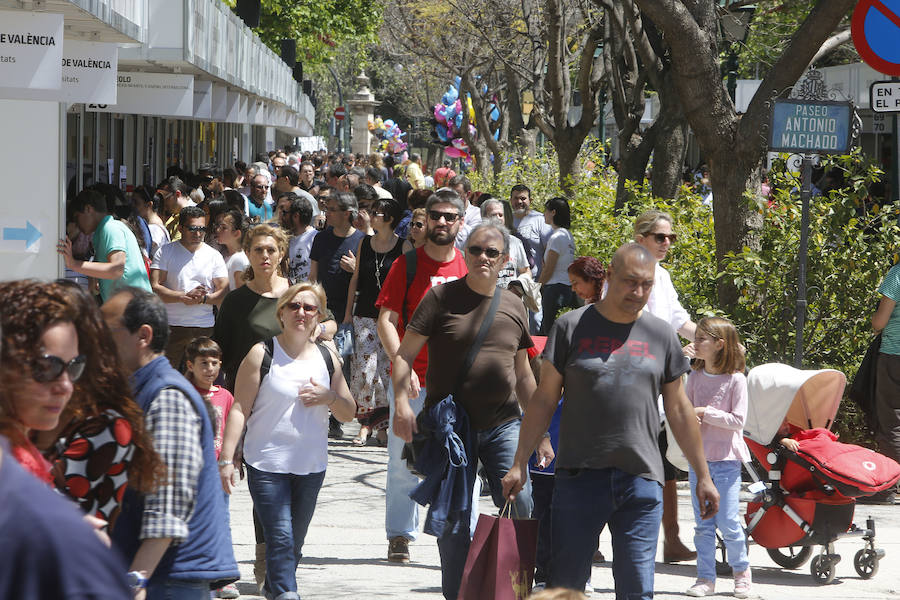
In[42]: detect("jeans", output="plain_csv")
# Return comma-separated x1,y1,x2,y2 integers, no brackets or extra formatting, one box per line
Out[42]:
247,465,326,600
437,417,533,600
539,284,575,335
385,382,427,540
146,579,209,600
690,461,748,581
549,467,662,599
531,473,555,584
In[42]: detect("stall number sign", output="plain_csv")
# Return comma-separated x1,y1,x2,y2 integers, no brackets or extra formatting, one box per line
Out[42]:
769,99,852,154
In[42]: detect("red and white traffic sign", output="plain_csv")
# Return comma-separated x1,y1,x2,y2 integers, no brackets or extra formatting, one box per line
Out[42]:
333,106,346,120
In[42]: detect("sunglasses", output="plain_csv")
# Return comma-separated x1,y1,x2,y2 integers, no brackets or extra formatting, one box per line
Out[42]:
286,302,319,313
428,210,460,223
372,212,387,218
467,245,502,259
185,225,207,233
31,354,87,383
252,184,270,189
410,221,425,229
651,233,677,244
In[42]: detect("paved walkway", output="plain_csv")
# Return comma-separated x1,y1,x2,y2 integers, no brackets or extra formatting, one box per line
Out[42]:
226,423,900,599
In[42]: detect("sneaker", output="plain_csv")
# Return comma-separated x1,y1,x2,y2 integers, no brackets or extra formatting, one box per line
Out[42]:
328,417,344,440
388,536,410,563
584,576,593,597
734,570,752,599
686,579,715,597
531,582,546,592
216,583,240,598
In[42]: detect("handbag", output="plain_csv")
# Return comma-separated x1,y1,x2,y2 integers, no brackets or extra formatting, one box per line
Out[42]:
401,290,502,476
334,322,355,362
458,502,538,600
848,334,881,436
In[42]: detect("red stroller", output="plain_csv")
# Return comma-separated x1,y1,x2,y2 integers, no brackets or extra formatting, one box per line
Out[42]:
737,364,900,584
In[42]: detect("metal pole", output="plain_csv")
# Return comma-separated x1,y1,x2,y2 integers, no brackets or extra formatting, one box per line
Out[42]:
893,76,899,207
326,64,343,153
795,155,812,368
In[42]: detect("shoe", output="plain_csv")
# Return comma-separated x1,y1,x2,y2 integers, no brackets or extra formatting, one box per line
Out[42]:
328,419,344,440
686,579,715,597
253,542,266,595
388,536,410,563
733,570,752,599
374,430,388,446
216,583,240,598
584,577,593,596
593,549,605,563
663,538,697,563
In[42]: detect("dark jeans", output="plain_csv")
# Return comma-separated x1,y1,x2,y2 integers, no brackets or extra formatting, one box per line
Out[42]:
549,467,662,599
539,283,576,335
146,579,209,600
531,473,555,584
247,465,326,600
437,417,533,600
875,352,900,463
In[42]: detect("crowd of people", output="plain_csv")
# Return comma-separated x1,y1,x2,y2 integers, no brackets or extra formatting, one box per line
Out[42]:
1,145,898,600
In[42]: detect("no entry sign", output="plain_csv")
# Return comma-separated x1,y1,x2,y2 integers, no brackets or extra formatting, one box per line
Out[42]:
333,106,346,120
852,0,900,76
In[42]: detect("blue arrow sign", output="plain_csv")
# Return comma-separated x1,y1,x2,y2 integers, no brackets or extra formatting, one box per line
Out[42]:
3,221,42,249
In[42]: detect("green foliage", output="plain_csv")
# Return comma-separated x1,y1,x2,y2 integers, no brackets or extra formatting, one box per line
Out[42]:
471,142,893,444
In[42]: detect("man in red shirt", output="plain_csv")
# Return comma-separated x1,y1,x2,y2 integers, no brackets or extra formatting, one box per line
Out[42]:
376,189,468,564
433,159,456,189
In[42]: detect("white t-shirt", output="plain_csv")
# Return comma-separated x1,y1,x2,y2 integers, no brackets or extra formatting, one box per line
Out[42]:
243,337,330,475
288,228,318,283
497,235,529,289
225,250,249,291
148,223,170,258
151,241,227,327
514,210,553,277
543,228,575,285
455,202,484,249
646,262,690,332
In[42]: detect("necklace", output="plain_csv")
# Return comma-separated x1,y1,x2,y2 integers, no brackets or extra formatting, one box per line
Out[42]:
372,236,396,291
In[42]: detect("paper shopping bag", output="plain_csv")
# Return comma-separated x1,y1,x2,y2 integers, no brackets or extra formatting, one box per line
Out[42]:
458,510,538,600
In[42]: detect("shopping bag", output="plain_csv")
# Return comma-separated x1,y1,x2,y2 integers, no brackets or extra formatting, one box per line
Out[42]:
334,323,355,362
458,503,538,600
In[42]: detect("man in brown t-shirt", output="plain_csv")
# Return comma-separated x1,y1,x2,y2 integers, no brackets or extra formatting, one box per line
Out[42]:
392,221,536,600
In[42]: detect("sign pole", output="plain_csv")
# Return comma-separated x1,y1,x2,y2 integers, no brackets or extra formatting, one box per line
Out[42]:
795,155,813,368
894,76,900,206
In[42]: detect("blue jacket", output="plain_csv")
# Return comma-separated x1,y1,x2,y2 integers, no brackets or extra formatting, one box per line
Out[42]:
410,396,475,537
112,356,239,587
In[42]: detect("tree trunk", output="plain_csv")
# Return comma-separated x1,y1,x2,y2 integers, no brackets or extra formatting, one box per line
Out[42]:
557,138,583,197
649,81,688,200
615,128,655,211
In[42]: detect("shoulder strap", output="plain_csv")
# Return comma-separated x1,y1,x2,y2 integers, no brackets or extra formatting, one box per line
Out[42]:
259,338,275,383
401,248,418,325
316,343,336,380
453,290,502,396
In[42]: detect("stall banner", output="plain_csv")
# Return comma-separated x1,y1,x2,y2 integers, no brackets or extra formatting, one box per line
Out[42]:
0,40,117,103
0,10,63,91
89,72,194,118
193,80,212,120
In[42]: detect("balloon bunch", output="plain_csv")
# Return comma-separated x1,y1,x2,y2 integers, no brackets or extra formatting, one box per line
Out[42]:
431,77,501,162
368,117,408,156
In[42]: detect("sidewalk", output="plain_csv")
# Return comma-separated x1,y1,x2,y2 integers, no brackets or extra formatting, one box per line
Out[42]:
226,423,900,599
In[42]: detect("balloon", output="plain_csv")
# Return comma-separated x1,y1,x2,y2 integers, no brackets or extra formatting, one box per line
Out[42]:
451,137,467,150
444,146,466,158
434,105,446,124
490,105,500,121
436,124,449,142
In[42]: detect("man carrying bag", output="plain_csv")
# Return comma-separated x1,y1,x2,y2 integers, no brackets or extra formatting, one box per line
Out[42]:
391,222,540,600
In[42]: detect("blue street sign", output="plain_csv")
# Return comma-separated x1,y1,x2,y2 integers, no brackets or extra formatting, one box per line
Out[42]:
769,99,852,154
3,221,42,249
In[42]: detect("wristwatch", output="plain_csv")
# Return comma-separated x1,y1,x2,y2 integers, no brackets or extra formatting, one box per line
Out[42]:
218,459,233,467
127,571,149,590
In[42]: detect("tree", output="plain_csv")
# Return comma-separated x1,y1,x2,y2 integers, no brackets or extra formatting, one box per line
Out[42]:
631,0,856,309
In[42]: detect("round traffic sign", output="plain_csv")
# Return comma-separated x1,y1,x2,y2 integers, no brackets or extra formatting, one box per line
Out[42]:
852,0,900,76
333,106,346,120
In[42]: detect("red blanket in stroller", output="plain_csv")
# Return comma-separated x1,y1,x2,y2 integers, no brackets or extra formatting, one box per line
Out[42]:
781,428,900,498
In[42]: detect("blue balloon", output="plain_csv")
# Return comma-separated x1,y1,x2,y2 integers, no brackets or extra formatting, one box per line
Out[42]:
454,112,463,129
442,85,459,106
489,105,500,121
436,124,449,142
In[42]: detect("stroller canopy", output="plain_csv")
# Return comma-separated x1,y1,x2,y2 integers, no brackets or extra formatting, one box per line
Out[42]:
745,363,845,445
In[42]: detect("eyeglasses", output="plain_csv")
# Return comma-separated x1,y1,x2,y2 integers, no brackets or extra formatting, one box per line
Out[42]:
31,354,87,383
185,225,207,233
428,210,460,223
286,302,319,313
651,233,677,244
252,184,270,189
410,221,425,229
467,245,502,259
372,212,387,219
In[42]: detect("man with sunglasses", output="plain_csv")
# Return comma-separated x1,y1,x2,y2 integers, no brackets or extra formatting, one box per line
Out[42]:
375,189,468,564
391,221,536,599
150,206,228,369
157,176,195,242
246,173,274,223
58,189,152,301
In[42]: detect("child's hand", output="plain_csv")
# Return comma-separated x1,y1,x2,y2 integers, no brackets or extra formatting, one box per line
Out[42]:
694,406,706,424
781,438,800,452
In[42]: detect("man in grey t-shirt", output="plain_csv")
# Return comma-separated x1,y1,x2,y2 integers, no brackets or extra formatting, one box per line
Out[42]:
503,243,719,598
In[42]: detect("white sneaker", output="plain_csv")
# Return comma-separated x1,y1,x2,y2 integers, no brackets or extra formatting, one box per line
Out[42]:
686,579,715,597
584,576,593,596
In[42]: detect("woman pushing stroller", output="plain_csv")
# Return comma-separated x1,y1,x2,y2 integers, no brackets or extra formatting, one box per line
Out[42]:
685,317,752,598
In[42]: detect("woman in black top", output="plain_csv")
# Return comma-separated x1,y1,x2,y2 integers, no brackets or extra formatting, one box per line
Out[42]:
343,198,404,445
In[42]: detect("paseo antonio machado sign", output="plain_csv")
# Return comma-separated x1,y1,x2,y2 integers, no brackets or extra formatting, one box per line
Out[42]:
769,99,852,154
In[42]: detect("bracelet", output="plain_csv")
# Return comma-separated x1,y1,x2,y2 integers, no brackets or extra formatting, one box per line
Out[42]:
127,571,148,590
201,293,208,304
217,459,233,467
542,432,551,439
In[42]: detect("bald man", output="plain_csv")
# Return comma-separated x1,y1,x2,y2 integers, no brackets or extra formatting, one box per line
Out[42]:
503,243,718,599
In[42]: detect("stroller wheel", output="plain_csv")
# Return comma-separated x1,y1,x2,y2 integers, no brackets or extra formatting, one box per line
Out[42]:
810,555,837,584
767,546,812,569
853,549,879,579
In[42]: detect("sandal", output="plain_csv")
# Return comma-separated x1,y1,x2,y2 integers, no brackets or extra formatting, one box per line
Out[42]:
352,426,370,446
374,430,388,447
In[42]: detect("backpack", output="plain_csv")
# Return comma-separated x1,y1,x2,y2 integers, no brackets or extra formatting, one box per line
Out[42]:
259,338,336,384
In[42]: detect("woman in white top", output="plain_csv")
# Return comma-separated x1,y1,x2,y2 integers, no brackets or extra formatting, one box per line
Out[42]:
538,196,576,335
633,209,699,564
218,282,354,600
215,208,250,291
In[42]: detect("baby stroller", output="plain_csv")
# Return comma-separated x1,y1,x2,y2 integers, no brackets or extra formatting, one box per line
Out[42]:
734,364,900,584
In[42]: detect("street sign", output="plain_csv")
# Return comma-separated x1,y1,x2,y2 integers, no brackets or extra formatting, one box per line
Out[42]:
333,106,346,120
852,0,900,76
871,80,900,112
769,99,852,154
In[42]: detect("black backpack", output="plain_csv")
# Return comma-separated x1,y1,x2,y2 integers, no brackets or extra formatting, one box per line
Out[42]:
259,338,336,384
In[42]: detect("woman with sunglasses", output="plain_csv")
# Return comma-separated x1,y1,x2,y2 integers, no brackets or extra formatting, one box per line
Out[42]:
633,209,699,564
218,283,355,600
537,196,577,335
402,207,427,253
343,198,404,446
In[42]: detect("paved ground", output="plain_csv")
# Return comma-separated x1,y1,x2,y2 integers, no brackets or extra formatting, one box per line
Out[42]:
226,423,900,599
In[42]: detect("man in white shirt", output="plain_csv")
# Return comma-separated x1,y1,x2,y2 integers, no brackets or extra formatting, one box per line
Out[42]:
286,195,318,283
150,205,229,368
510,184,552,278
448,174,482,249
